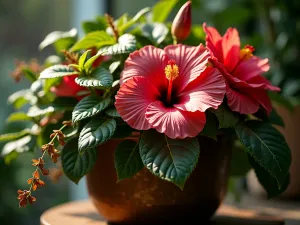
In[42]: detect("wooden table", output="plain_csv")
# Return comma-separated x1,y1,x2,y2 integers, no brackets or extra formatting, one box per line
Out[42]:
41,198,300,225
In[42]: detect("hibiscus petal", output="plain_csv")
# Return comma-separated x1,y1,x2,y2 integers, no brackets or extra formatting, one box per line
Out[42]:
115,76,160,130
234,57,280,91
226,85,260,115
164,44,210,92
203,23,223,62
120,45,169,91
222,27,240,73
245,89,273,115
175,67,225,112
145,101,206,139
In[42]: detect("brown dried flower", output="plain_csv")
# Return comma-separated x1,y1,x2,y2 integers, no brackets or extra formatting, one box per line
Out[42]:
17,190,36,207
32,158,50,175
50,130,66,146
62,120,73,126
61,50,79,64
27,171,45,191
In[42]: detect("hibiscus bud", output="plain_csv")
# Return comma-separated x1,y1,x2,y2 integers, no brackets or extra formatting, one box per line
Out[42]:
171,1,191,42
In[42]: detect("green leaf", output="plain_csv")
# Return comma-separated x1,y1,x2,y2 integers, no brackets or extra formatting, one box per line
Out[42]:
109,61,121,74
27,105,56,117
71,31,115,52
83,53,104,72
254,107,285,127
139,130,200,189
115,139,144,181
235,120,291,188
269,108,284,127
99,34,136,56
152,0,178,22
72,96,111,123
141,23,169,44
75,68,113,88
78,118,116,152
0,129,31,142
39,28,77,50
22,68,37,82
78,50,91,69
61,138,97,184
8,90,37,109
268,92,294,112
248,155,290,198
82,17,107,34
112,123,134,139
212,105,239,129
105,108,120,118
1,135,34,156
40,65,79,79
44,77,62,93
119,7,151,33
6,112,31,123
199,111,217,141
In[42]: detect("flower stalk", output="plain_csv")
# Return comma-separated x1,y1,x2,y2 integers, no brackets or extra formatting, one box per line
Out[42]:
17,121,71,207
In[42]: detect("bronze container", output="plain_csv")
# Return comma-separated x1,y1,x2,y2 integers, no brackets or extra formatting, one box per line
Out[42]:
86,135,232,224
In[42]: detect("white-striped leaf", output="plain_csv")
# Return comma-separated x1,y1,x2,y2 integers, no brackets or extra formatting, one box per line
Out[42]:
40,65,79,79
72,96,111,123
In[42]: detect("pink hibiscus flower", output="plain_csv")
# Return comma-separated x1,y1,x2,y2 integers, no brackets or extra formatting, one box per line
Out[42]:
203,23,280,115
115,44,226,139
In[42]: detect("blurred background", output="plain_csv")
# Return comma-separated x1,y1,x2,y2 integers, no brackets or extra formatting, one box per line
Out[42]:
0,0,299,224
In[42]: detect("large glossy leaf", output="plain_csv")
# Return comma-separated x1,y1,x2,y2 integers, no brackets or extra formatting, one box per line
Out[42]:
115,139,144,181
99,34,136,55
72,96,111,123
61,138,97,184
71,31,115,52
75,68,113,88
235,120,291,188
39,28,77,50
78,118,116,152
105,108,120,118
211,105,239,129
139,130,200,189
8,89,37,109
40,65,79,79
248,155,290,198
141,23,169,44
152,0,178,22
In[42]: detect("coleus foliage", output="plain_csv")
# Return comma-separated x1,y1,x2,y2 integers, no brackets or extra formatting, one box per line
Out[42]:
0,0,292,199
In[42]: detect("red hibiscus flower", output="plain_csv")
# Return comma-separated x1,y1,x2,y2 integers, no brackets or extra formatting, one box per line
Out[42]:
203,23,280,115
115,44,226,139
51,75,87,100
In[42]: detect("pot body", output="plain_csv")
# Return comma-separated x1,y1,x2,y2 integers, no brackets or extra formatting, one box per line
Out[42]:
86,135,232,224
247,105,300,198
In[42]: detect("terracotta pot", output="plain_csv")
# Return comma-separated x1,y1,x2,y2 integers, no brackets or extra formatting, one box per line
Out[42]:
247,105,300,198
86,135,233,224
